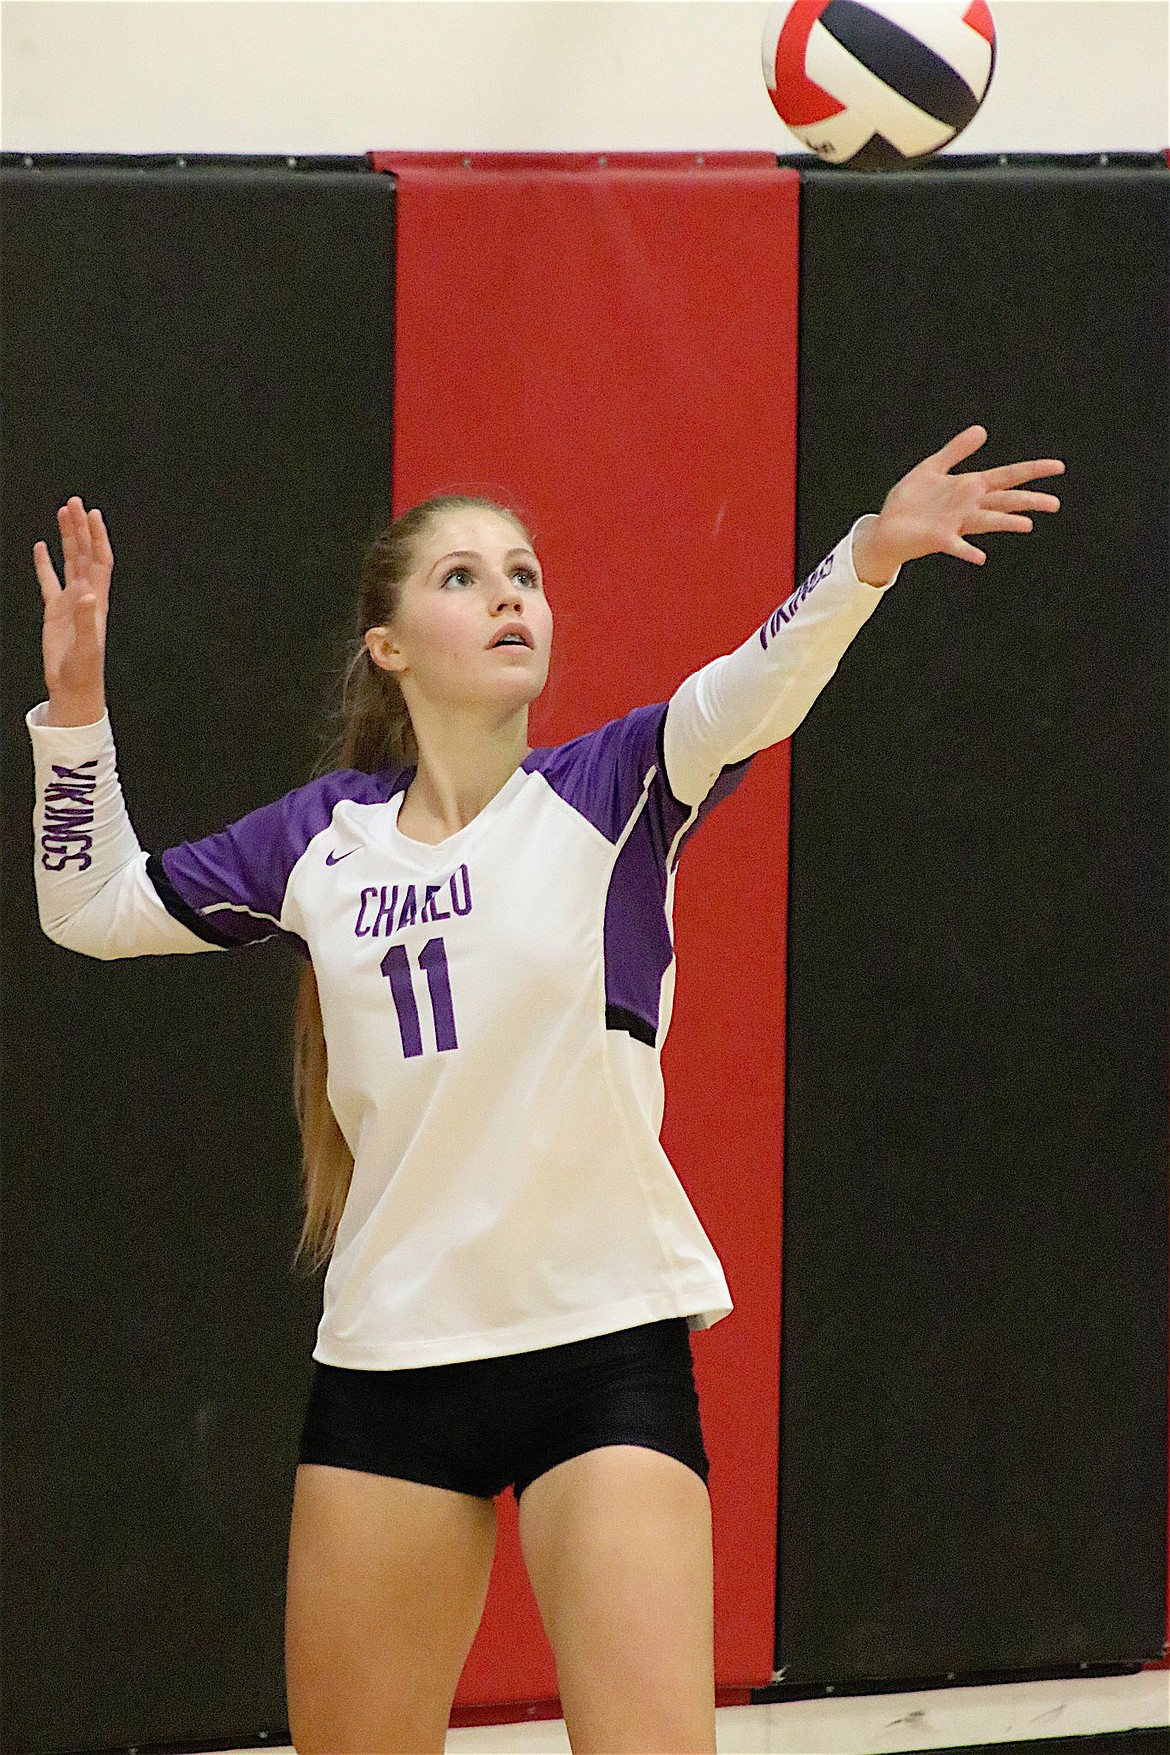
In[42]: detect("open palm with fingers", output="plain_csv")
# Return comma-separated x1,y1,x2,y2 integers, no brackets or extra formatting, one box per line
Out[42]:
33,495,114,702
864,424,1065,581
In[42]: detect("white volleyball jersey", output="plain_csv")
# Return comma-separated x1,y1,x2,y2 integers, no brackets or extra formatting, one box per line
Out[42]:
28,518,898,1368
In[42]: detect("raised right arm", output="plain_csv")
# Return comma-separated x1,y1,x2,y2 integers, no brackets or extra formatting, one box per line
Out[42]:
29,496,306,959
29,496,222,958
27,701,229,958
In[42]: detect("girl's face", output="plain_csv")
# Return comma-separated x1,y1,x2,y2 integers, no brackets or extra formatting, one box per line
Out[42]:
367,508,553,715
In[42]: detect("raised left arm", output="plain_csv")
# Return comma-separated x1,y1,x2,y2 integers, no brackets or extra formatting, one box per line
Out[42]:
662,426,1066,806
663,513,900,807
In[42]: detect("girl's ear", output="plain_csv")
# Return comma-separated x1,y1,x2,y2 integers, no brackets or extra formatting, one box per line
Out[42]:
365,628,405,674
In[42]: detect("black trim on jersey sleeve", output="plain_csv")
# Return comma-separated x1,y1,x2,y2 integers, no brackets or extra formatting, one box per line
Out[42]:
605,1002,657,1047
145,851,249,950
655,701,691,814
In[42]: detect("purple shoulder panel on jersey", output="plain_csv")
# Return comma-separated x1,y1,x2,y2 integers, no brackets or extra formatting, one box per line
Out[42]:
149,765,408,955
522,703,677,842
525,704,753,1044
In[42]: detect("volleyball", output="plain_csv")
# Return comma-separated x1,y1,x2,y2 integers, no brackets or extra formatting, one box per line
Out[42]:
761,0,998,168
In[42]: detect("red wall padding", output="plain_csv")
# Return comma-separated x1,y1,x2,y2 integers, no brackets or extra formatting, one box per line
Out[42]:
375,150,800,1713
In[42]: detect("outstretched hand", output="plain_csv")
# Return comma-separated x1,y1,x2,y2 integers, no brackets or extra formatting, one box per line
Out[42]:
860,425,1065,583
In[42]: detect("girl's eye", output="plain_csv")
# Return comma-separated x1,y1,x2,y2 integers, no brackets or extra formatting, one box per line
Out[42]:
441,566,540,588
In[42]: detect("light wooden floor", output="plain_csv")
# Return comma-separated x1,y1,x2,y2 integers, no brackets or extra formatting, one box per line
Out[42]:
204,1670,1166,1753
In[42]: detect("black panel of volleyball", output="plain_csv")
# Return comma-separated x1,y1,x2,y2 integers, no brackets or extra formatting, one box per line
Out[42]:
759,157,1169,1700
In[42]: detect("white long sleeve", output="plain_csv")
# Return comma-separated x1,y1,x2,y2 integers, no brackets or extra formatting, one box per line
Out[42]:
26,701,224,958
662,513,900,807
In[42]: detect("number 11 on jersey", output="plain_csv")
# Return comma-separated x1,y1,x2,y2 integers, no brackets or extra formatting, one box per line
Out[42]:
382,937,459,1057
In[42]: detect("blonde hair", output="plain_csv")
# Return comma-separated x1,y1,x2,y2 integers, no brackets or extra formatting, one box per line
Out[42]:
290,493,534,1275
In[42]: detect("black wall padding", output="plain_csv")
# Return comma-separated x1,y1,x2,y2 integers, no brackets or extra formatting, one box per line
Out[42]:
1,160,392,1753
773,163,1168,1689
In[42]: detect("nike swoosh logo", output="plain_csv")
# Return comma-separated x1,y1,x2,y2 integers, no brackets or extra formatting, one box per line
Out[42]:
325,849,357,865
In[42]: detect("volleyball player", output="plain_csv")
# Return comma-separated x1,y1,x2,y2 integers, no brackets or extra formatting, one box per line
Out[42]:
29,423,1063,1754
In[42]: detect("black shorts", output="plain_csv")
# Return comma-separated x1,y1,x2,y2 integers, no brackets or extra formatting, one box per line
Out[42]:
297,1315,710,1503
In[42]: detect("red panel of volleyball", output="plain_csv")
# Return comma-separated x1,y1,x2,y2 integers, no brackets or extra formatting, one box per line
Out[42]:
376,150,800,1712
